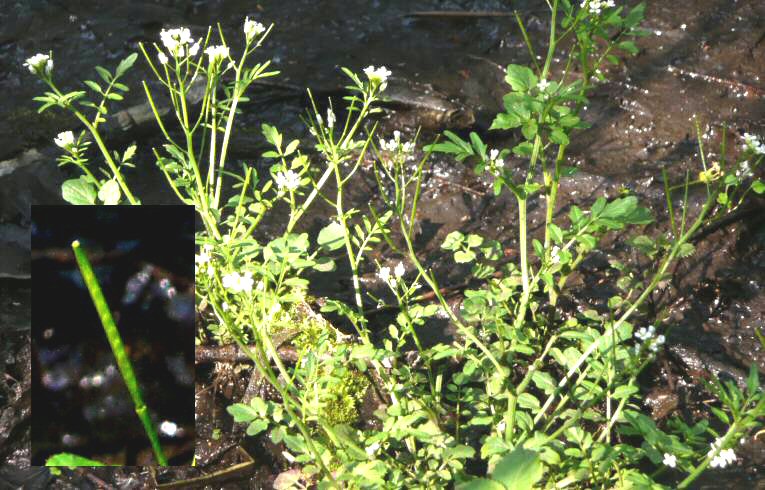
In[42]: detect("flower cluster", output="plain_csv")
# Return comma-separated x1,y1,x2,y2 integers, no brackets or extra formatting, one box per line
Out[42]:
743,133,765,155
275,170,301,192
735,160,753,179
24,53,53,77
54,131,75,151
244,17,266,42
222,270,254,293
634,325,665,353
363,65,392,91
698,161,722,184
708,439,737,468
378,262,405,287
159,27,199,58
486,148,505,176
537,78,551,92
195,245,214,277
581,0,615,15
550,245,561,265
205,45,230,65
662,453,677,468
379,130,414,154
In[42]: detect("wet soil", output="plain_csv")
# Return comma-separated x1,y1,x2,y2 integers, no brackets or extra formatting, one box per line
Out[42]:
1,0,765,487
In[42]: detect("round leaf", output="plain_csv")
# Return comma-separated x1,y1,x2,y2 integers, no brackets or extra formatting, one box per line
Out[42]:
98,179,121,205
491,447,544,490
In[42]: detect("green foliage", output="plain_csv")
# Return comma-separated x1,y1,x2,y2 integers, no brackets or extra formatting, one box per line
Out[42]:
46,453,106,470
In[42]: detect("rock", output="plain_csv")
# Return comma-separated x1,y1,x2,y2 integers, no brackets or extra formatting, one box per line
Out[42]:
0,225,30,279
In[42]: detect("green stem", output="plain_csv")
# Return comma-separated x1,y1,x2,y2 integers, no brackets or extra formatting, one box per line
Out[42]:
540,0,559,79
46,82,138,204
534,192,718,429
71,241,167,465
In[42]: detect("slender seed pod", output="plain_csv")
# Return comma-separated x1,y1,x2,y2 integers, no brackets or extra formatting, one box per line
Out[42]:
71,240,168,466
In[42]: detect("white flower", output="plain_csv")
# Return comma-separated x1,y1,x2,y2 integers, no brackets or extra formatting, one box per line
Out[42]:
635,326,655,342
487,148,505,175
195,249,211,265
222,271,254,293
394,262,405,278
537,78,551,92
54,131,75,150
365,442,381,456
188,41,200,57
581,0,615,15
244,17,266,41
378,266,391,283
326,108,336,129
379,137,396,152
160,27,192,56
24,53,52,76
663,453,677,468
735,160,753,179
550,245,561,264
275,170,301,191
708,440,737,468
743,133,765,155
363,65,392,91
205,45,230,64
380,357,393,369
710,448,737,468
221,302,229,311
158,52,169,65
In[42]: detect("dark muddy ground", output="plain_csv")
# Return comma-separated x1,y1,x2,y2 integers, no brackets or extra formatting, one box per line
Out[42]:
1,0,764,487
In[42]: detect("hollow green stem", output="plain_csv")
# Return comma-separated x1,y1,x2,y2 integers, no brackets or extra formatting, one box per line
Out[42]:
71,241,167,465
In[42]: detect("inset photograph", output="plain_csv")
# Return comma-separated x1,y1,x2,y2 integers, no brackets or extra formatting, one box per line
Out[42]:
31,206,194,466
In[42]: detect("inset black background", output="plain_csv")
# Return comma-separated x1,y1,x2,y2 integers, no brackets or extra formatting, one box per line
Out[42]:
31,205,195,465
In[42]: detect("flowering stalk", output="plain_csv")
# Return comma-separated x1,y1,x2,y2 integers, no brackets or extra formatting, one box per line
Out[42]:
25,51,140,204
71,241,167,465
213,23,273,209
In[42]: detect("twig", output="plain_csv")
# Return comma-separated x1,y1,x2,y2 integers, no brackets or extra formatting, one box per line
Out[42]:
195,344,298,364
75,469,115,490
690,204,761,242
429,174,487,196
154,447,255,489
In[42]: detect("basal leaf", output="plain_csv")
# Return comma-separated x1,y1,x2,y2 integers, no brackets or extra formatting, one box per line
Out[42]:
491,447,544,490
505,64,537,93
61,177,97,205
317,221,345,251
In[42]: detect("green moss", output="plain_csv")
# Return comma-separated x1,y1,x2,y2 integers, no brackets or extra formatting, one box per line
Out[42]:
320,369,370,426
275,301,370,427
